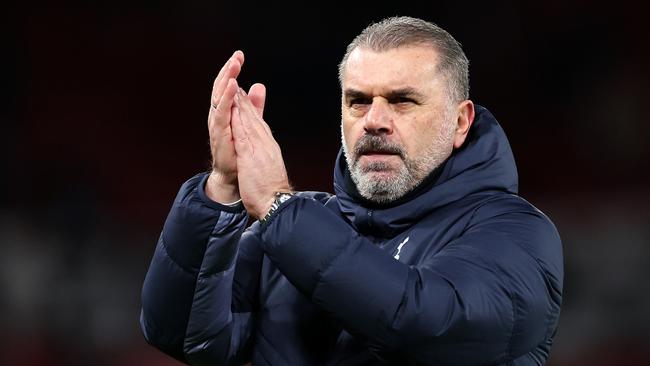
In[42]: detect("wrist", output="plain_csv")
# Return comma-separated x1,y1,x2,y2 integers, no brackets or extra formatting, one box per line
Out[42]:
206,171,240,204
259,191,294,224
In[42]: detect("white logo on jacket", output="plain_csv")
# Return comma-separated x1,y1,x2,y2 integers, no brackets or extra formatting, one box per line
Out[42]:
394,236,410,260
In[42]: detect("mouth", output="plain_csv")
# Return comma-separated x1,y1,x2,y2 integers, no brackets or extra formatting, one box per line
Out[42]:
360,149,400,157
352,135,403,165
357,151,401,167
364,152,396,156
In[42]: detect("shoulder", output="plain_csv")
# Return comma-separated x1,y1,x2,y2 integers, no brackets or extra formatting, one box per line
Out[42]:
464,193,563,279
470,193,559,237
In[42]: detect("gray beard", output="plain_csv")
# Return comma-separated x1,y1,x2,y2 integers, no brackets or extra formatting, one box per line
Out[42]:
341,120,455,204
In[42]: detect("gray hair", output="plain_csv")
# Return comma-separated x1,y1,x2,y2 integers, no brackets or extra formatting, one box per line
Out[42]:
338,16,469,103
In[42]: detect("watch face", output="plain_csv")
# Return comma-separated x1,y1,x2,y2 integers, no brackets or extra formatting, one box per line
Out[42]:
277,193,292,204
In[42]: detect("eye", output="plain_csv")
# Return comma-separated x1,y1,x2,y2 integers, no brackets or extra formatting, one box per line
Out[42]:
390,97,416,105
349,98,371,107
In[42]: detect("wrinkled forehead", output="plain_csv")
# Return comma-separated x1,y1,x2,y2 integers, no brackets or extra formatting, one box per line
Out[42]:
342,45,441,93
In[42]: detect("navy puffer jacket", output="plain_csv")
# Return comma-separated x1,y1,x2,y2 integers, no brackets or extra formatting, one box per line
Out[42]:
140,105,563,365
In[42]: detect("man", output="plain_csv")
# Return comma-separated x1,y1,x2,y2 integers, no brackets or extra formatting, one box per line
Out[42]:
140,16,563,365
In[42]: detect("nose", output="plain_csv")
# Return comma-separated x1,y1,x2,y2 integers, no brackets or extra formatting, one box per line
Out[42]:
364,98,393,135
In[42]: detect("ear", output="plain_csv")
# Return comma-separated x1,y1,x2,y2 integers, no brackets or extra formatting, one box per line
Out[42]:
453,100,475,149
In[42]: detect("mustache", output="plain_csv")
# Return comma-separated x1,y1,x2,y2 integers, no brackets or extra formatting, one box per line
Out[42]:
353,134,404,158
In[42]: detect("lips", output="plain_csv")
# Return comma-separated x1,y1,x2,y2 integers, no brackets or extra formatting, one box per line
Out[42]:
362,150,398,156
353,134,403,161
358,151,401,166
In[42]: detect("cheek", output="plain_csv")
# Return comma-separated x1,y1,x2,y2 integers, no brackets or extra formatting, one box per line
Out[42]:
395,120,419,154
399,117,442,158
342,119,360,147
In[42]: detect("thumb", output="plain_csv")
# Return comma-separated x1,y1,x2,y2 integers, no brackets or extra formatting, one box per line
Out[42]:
248,83,266,117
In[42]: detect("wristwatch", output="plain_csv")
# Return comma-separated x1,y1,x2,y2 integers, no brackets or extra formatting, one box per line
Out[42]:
260,191,294,224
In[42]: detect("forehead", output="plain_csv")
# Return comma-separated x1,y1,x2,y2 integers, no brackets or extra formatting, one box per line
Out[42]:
342,45,441,93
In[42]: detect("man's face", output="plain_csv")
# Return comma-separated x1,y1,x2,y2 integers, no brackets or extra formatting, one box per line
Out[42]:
341,45,457,203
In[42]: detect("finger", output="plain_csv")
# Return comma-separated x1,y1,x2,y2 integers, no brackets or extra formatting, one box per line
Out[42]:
211,51,245,108
248,83,266,117
211,60,242,108
232,50,244,65
212,50,244,90
210,78,239,129
237,88,273,137
230,104,252,156
234,89,263,141
213,51,244,87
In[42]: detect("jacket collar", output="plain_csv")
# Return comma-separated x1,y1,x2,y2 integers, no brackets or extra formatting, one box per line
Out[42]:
333,105,518,238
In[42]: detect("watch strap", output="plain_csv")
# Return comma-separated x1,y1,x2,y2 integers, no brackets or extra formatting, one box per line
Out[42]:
260,192,293,224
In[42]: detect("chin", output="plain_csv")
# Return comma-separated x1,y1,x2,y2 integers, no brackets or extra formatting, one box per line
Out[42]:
363,170,397,182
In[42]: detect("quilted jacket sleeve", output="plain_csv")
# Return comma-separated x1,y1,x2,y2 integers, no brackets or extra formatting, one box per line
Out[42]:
258,196,563,365
140,173,262,365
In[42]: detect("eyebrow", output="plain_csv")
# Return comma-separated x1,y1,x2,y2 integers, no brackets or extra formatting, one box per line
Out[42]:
344,87,425,101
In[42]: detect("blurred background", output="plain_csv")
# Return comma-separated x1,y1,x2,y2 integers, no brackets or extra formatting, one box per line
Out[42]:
4,1,649,365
